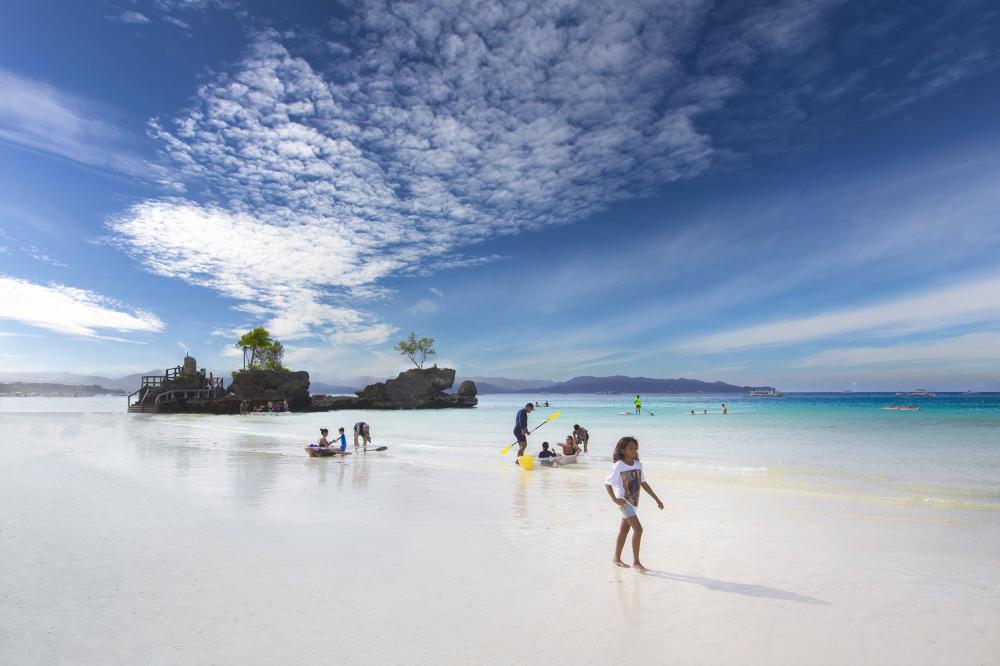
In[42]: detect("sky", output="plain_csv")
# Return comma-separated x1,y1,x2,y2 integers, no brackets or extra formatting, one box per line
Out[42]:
0,0,998,391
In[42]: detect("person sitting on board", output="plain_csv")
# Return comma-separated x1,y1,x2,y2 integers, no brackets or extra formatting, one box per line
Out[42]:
316,428,349,455
573,424,590,453
538,441,558,460
558,435,580,456
353,421,372,452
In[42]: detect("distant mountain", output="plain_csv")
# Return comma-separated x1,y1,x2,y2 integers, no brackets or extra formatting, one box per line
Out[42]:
454,376,554,394
0,370,162,392
469,375,764,394
0,382,126,396
309,381,361,395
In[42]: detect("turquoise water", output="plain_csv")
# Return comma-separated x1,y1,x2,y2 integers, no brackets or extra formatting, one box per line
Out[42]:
3,392,998,512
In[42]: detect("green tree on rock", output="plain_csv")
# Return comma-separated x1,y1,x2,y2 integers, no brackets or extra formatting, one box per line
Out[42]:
395,331,436,369
236,327,274,370
258,341,286,371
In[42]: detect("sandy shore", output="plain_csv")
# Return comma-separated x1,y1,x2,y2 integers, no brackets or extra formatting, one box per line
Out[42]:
1,410,998,664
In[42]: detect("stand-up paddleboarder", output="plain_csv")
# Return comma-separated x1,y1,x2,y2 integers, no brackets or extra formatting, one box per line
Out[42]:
514,402,534,464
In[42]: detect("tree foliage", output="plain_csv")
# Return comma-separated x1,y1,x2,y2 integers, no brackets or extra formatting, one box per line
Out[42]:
258,341,286,371
236,327,275,370
395,331,436,369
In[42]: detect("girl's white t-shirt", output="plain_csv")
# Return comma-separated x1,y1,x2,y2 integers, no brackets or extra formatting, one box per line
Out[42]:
605,459,645,507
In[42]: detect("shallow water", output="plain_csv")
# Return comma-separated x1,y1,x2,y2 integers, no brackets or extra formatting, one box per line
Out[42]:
3,392,999,511
1,394,998,664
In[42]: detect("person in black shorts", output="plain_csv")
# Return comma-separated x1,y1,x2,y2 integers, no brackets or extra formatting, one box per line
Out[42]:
513,402,533,464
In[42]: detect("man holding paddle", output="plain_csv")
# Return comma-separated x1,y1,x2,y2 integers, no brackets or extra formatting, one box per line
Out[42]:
514,402,534,464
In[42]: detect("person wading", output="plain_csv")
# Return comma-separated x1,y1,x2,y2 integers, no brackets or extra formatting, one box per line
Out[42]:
513,402,534,464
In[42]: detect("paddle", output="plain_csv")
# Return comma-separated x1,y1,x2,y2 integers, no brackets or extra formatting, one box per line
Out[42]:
499,411,561,454
362,446,388,452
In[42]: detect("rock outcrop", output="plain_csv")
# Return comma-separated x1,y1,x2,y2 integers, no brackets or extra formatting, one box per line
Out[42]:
310,367,477,410
228,369,311,411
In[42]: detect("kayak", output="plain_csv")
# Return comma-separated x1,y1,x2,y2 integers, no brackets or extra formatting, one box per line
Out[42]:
529,454,582,468
305,446,347,457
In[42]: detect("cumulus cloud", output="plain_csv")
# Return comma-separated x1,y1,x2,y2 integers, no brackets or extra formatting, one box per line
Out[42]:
0,275,164,340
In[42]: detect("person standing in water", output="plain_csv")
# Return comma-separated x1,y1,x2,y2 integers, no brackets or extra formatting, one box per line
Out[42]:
573,424,590,453
513,402,534,464
605,436,663,573
722,403,728,415
353,421,372,452
634,395,642,415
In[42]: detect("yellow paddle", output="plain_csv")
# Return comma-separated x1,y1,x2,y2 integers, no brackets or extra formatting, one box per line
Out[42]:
499,411,561,454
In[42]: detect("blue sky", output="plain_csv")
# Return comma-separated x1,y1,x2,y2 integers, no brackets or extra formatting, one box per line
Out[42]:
1,0,998,391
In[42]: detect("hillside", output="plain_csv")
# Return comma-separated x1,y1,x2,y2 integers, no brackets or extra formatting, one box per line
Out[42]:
471,375,765,394
0,382,126,396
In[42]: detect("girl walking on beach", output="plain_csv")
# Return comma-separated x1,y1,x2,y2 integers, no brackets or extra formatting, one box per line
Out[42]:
604,436,663,573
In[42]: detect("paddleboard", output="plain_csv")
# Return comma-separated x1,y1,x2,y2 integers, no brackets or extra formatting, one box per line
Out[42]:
621,411,634,415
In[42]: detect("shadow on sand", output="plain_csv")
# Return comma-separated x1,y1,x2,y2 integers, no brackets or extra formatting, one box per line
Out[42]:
641,570,830,605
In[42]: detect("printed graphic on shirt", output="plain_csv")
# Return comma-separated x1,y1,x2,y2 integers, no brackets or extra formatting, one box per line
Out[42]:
620,469,641,507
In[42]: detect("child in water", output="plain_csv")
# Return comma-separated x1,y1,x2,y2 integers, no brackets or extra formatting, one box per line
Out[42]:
604,436,663,573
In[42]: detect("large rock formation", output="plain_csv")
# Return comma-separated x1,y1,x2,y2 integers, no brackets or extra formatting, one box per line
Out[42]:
228,369,311,411
310,367,477,410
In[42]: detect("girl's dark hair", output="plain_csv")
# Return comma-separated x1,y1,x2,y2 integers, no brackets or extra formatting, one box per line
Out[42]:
612,436,638,462
320,428,328,434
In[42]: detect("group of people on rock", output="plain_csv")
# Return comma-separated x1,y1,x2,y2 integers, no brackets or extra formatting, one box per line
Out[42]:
239,399,290,415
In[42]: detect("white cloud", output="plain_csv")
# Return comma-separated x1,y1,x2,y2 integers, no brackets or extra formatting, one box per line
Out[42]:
163,16,192,29
0,275,163,340
408,287,445,316
795,332,1000,367
0,67,157,179
407,298,440,316
675,274,1000,353
107,1,1000,367
110,11,151,24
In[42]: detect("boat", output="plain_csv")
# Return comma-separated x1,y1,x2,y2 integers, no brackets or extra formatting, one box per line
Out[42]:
749,388,783,397
964,389,979,394
880,405,921,411
907,388,936,397
305,446,345,457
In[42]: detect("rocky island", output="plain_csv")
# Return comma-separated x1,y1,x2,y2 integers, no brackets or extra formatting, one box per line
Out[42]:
128,355,476,414
311,367,477,410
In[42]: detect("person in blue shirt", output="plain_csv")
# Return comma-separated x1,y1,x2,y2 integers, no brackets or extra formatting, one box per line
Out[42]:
513,402,534,463
337,427,348,452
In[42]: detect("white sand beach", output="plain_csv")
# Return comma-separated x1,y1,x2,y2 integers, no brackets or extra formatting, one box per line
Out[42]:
2,399,998,664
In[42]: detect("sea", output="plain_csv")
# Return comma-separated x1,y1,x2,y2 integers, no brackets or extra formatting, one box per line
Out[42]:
3,391,998,513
